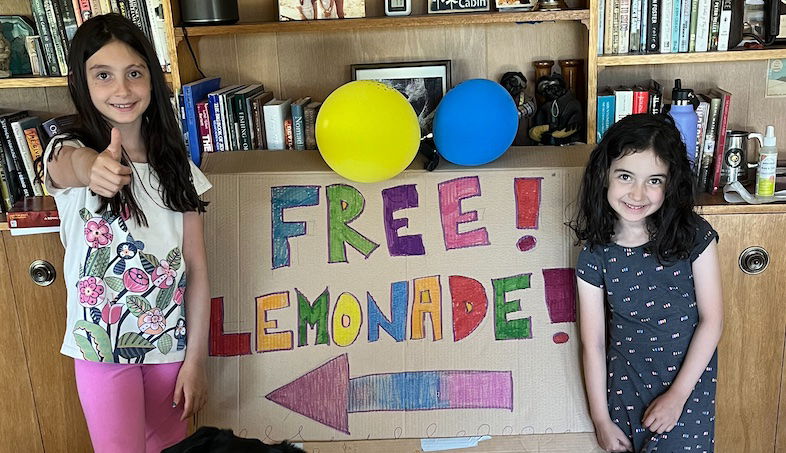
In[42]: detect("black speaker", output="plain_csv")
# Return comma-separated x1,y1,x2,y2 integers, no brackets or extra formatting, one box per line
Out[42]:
180,0,239,26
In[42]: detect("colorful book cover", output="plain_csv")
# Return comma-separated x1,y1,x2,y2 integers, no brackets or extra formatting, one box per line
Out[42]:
291,97,311,151
181,77,221,165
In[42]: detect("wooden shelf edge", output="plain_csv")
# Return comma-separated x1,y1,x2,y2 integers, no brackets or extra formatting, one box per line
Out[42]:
0,222,8,231
174,9,589,38
597,47,786,66
696,193,786,215
0,77,68,88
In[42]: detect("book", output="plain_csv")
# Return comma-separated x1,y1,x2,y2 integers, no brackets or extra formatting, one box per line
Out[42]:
632,86,650,113
0,111,34,200
707,87,731,194
687,0,700,51
646,79,662,114
0,161,12,212
613,87,633,122
220,85,246,151
716,0,732,50
20,119,48,195
707,0,721,50
7,196,60,236
284,118,294,150
646,0,660,52
629,0,642,52
694,0,712,51
145,0,170,71
291,97,311,151
599,0,606,54
697,93,721,191
58,0,79,41
181,77,222,165
678,0,691,51
618,0,632,54
659,0,673,53
693,100,710,177
43,0,69,76
10,118,44,197
249,91,274,149
596,89,616,142
30,0,61,76
303,100,322,150
604,0,615,54
196,100,214,153
263,99,292,150
231,84,265,150
42,114,76,139
670,0,682,52
207,84,242,152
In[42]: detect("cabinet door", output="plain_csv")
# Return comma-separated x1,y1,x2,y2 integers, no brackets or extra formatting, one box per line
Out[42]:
706,213,786,453
2,232,92,453
0,234,44,452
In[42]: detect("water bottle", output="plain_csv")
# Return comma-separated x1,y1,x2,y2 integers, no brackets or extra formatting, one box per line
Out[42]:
749,125,779,199
668,79,699,166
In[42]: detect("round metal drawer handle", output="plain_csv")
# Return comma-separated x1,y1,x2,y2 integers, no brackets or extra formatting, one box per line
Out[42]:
738,246,769,275
29,260,57,287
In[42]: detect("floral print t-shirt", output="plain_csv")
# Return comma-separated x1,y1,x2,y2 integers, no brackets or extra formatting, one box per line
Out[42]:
44,138,212,364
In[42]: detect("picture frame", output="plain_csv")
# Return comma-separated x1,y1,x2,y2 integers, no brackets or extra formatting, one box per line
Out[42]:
351,60,452,136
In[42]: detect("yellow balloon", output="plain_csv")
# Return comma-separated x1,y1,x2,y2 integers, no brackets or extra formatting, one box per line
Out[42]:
316,81,421,183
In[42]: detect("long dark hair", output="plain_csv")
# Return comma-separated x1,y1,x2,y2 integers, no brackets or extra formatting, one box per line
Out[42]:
568,113,697,263
49,14,206,225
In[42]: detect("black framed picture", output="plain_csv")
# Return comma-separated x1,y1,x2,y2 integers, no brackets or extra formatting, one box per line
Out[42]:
351,60,452,136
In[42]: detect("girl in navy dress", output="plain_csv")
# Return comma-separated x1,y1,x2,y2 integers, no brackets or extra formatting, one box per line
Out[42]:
570,114,723,452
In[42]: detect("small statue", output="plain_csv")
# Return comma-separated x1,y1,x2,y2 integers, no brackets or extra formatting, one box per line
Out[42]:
500,71,537,146
529,73,582,146
0,34,11,78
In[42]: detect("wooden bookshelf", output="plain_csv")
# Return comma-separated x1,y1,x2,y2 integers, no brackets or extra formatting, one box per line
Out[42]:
174,9,590,40
0,73,174,89
597,47,786,67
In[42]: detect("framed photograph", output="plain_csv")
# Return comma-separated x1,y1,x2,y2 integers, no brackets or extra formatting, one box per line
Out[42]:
351,60,452,136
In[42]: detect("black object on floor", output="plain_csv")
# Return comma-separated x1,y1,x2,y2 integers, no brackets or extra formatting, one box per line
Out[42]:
161,426,306,453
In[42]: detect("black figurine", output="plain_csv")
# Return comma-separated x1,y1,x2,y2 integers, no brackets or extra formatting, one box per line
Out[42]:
528,73,583,146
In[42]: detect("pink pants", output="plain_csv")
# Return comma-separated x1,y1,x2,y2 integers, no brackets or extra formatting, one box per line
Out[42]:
74,359,188,453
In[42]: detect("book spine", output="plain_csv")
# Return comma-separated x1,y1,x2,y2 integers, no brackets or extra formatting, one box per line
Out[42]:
222,93,237,151
304,107,317,150
0,162,12,212
599,0,606,54
252,97,266,149
71,0,83,24
58,0,79,42
292,104,306,150
695,0,712,51
629,0,641,52
646,0,660,52
716,0,732,51
688,0,700,51
0,118,34,199
707,0,721,50
11,123,43,196
699,98,721,191
145,0,169,71
611,0,621,53
235,95,252,150
659,0,673,53
670,0,681,52
678,0,691,51
596,95,616,142
693,101,710,176
30,0,61,76
197,101,214,153
43,0,69,76
632,90,650,113
23,126,48,195
284,118,294,150
208,93,224,151
264,105,285,150
710,94,731,194
618,0,631,54
604,0,615,54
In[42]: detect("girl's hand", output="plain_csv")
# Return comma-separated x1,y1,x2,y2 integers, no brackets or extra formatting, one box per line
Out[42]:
89,128,132,198
594,418,633,452
173,359,208,421
642,389,688,434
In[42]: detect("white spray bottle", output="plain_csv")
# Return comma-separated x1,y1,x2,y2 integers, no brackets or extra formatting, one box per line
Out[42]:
749,125,779,198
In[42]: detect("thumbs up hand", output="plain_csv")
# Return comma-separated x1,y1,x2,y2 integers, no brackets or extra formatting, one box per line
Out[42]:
89,128,133,198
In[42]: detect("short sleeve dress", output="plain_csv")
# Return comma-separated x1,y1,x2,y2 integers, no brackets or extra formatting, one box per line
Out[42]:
576,217,719,452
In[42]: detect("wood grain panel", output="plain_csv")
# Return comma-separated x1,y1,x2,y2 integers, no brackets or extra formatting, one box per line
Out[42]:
0,233,44,452
2,232,92,453
444,24,487,82
197,35,241,85
704,213,786,453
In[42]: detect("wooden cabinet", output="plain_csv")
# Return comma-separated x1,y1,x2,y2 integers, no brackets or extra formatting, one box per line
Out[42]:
698,207,786,453
0,231,92,453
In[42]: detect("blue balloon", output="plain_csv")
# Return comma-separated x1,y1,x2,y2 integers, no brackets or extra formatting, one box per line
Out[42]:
433,79,519,166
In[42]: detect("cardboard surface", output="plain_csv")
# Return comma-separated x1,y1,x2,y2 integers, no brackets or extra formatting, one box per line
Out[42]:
199,146,595,441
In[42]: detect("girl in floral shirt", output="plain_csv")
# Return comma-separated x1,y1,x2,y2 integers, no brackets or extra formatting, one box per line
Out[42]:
44,14,211,453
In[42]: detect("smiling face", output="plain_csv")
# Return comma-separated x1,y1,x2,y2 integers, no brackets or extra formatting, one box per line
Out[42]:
607,148,669,229
85,40,151,130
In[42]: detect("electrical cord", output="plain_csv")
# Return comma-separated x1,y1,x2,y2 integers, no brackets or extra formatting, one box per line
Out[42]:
181,27,206,79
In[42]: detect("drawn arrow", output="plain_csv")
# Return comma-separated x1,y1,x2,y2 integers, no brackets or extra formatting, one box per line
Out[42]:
265,354,513,434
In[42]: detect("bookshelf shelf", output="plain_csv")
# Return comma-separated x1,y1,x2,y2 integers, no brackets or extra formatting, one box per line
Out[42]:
0,73,173,89
597,47,786,66
173,9,590,40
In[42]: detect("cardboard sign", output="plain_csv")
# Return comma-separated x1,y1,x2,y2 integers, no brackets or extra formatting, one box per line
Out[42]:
428,0,490,14
199,148,594,441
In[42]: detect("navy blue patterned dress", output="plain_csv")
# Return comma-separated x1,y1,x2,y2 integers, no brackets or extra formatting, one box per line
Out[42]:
576,217,719,452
